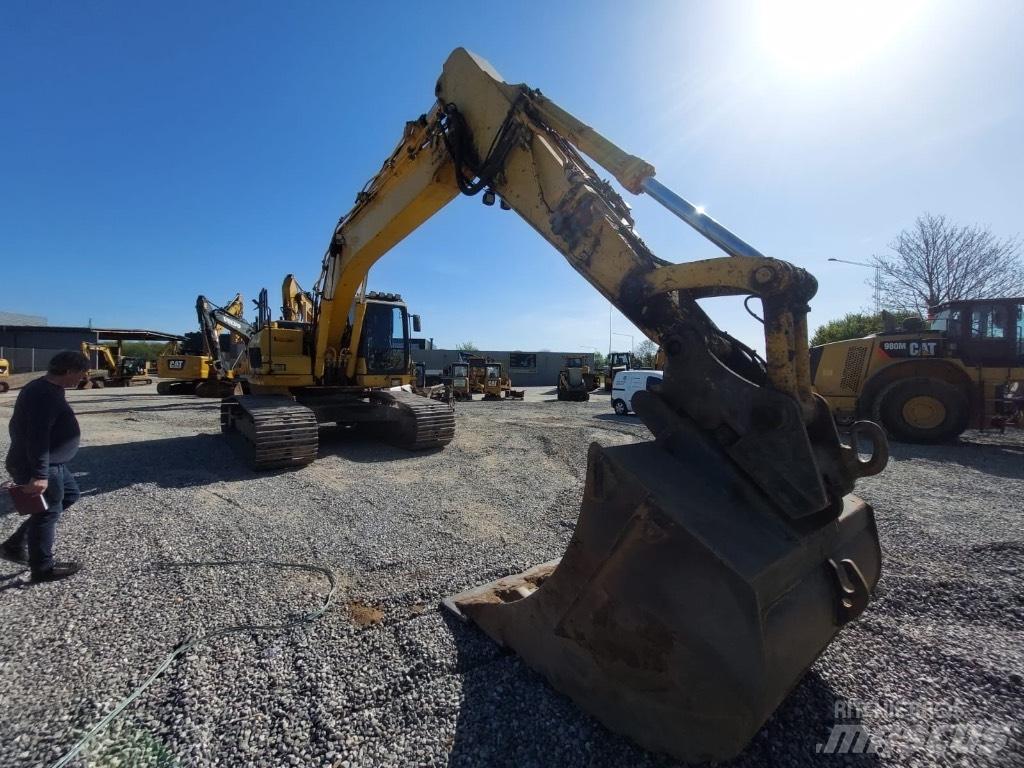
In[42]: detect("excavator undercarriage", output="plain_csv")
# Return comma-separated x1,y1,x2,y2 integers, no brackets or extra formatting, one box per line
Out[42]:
221,388,455,470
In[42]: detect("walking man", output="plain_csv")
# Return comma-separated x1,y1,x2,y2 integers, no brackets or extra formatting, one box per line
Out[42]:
2,350,90,582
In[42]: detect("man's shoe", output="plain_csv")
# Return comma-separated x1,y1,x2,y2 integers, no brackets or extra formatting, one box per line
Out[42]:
31,562,82,583
0,541,29,565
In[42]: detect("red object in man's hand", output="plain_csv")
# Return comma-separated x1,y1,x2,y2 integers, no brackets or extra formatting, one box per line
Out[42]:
2,482,50,515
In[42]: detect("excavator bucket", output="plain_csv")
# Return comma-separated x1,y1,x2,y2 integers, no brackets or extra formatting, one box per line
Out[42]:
445,416,881,762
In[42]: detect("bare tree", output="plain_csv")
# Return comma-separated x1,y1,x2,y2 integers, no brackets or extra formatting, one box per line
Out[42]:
872,213,1024,314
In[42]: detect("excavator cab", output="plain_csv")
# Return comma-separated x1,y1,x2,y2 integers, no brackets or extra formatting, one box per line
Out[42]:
358,294,411,384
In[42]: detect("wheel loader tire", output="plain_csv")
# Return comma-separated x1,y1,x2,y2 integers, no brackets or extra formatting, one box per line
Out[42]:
874,377,969,443
612,398,628,415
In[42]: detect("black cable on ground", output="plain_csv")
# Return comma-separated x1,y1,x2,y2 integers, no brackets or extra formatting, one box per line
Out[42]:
50,559,337,768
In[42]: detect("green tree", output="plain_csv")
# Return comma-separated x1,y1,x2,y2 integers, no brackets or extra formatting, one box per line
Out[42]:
455,341,478,352
810,311,919,346
118,341,167,361
634,339,658,367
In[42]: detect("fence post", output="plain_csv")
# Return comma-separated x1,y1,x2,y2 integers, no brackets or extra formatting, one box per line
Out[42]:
32,348,36,372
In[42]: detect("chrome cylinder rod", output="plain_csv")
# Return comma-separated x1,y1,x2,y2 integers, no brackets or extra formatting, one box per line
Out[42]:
641,177,765,259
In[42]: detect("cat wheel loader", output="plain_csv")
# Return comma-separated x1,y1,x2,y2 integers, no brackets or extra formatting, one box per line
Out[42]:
812,298,1024,442
0,358,10,393
231,48,889,762
79,342,152,388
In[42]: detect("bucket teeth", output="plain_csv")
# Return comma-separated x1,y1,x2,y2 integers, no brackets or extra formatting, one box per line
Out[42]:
444,439,881,763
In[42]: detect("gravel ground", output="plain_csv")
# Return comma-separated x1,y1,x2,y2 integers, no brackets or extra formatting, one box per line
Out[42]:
0,383,1021,768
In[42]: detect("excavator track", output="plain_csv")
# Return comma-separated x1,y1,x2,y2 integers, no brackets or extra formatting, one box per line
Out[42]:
371,390,455,450
221,395,319,470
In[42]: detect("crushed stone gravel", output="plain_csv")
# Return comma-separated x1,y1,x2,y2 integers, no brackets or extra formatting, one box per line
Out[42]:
0,383,1021,767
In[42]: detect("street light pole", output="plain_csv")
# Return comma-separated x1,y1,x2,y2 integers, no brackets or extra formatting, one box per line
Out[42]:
827,258,881,313
611,332,635,358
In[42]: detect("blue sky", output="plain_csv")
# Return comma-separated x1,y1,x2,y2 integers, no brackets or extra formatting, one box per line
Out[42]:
2,1,1022,354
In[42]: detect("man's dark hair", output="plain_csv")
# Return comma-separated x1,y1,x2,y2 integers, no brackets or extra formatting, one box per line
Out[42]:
48,350,91,375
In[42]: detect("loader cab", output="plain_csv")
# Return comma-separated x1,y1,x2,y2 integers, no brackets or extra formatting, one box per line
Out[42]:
485,363,501,384
932,298,1024,366
359,294,411,377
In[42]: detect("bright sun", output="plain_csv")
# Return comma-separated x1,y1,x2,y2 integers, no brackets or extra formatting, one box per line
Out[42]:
757,0,926,78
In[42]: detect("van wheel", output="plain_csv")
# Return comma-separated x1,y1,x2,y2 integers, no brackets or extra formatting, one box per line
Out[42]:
874,377,969,443
613,399,628,415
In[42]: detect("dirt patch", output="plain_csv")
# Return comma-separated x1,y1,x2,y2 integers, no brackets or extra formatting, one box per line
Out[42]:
348,601,384,627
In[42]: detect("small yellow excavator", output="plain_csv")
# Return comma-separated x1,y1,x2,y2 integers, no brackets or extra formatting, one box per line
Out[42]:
157,293,246,397
0,357,10,393
79,342,152,388
224,48,889,762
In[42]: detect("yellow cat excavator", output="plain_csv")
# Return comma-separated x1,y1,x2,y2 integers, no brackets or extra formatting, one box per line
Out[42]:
157,293,246,396
225,48,889,762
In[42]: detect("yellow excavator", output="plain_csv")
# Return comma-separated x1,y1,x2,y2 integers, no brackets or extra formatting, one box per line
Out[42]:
0,357,10,393
224,48,889,762
79,342,152,388
281,274,315,322
157,293,246,397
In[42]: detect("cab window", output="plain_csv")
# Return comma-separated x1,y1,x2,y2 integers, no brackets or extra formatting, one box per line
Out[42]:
970,306,1006,339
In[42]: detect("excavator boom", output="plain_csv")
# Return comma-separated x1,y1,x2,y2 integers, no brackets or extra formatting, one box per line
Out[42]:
230,48,889,761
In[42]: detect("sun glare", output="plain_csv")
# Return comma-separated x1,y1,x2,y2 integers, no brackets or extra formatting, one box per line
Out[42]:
758,0,926,79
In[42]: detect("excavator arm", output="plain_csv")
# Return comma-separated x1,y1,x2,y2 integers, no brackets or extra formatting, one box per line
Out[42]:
314,48,883,515
298,49,890,761
281,274,315,323
196,294,252,377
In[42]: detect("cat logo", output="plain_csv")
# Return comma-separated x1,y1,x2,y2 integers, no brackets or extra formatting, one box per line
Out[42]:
168,359,186,370
880,339,942,358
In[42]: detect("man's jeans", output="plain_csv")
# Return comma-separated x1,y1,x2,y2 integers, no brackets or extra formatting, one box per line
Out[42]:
4,465,79,573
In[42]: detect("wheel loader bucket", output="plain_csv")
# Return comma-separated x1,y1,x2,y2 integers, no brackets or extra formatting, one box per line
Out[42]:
444,435,881,762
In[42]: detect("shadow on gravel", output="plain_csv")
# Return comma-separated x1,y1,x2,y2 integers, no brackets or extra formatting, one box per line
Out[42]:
69,434,255,492
889,439,1024,480
592,413,637,423
443,610,876,768
317,426,444,463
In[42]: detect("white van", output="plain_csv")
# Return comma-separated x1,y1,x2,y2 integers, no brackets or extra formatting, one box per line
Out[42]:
610,369,663,415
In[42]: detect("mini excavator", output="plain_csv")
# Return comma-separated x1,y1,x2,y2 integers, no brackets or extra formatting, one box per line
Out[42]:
224,48,889,761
